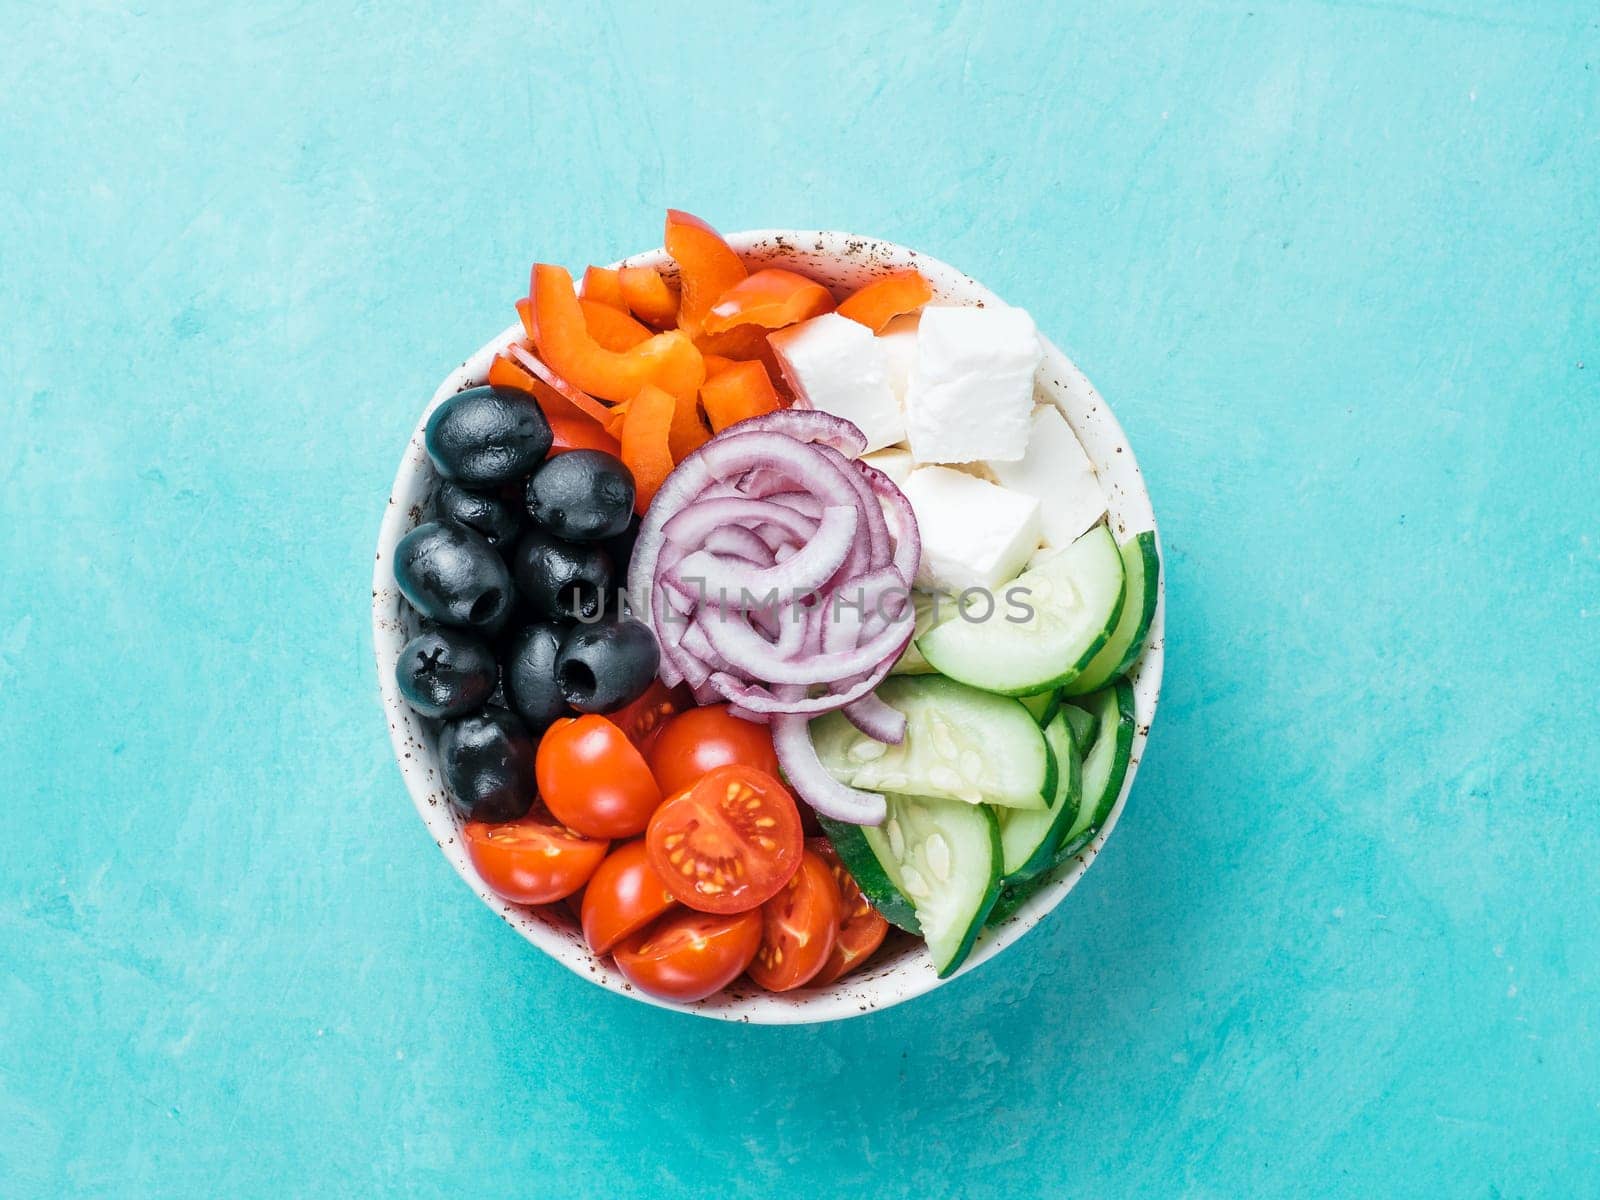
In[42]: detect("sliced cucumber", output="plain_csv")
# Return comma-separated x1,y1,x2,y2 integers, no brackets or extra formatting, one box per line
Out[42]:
1018,688,1060,725
811,675,1050,810
1061,678,1135,843
998,712,1082,882
1064,532,1160,695
916,524,1126,696
888,591,944,675
819,817,920,932
878,794,1003,976
1062,703,1096,751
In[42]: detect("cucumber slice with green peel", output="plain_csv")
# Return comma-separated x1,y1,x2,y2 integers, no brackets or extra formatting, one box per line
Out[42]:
1063,532,1161,696
998,712,1082,882
1018,688,1060,725
878,794,1003,976
916,524,1126,696
1062,679,1136,843
819,817,920,933
1062,703,1096,751
811,676,1050,810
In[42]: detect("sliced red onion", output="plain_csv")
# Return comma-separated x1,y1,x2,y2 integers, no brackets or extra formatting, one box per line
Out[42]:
721,409,868,457
859,462,921,586
663,497,817,547
842,693,907,744
666,506,859,610
771,712,886,825
698,603,913,685
707,653,900,715
702,526,774,564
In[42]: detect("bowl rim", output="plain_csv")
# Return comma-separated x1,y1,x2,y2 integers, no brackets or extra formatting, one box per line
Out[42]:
372,229,1165,1024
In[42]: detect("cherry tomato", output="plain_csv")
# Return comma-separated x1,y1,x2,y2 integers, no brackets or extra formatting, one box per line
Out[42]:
809,839,891,987
463,814,609,905
607,681,691,755
612,907,762,1003
646,765,803,914
646,704,780,796
581,839,678,955
536,715,662,839
748,848,841,992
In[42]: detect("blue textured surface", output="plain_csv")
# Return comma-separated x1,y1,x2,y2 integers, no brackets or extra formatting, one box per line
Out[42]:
3,3,1598,1196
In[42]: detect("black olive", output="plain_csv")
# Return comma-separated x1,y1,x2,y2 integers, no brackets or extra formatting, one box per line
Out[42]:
394,628,497,718
394,521,514,631
524,450,635,542
602,516,641,584
555,617,660,713
424,386,552,488
510,528,611,622
503,622,572,732
436,482,522,548
438,707,537,822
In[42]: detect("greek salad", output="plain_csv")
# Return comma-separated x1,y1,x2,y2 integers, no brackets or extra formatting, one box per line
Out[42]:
389,210,1159,1002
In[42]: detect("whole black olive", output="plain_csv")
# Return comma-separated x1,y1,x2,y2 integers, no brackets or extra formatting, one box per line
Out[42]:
394,521,514,631
436,482,522,548
524,450,635,541
603,516,641,584
503,622,571,732
510,528,611,622
438,707,537,822
394,628,497,718
425,386,552,488
555,617,660,713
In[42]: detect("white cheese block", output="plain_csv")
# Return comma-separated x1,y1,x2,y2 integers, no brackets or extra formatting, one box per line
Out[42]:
769,313,904,452
878,312,920,407
904,305,1042,464
988,405,1106,551
861,446,914,486
899,466,1042,593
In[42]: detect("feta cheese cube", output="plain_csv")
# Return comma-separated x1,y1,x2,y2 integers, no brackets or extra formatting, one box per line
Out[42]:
878,312,920,407
861,446,914,485
988,405,1106,551
899,466,1042,593
904,305,1042,464
769,313,904,452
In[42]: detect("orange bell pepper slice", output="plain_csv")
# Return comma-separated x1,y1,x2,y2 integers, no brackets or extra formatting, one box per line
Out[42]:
702,354,738,378
618,266,680,328
701,268,835,335
668,391,711,462
516,296,536,340
501,342,618,427
580,298,651,352
580,265,628,311
699,360,780,433
620,384,677,512
528,264,704,405
835,269,934,332
665,209,747,338
486,350,622,456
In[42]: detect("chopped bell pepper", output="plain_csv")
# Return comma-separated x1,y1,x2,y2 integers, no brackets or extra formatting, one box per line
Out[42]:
580,298,652,352
486,350,622,456
664,209,747,338
702,268,835,334
620,384,677,511
835,269,934,332
699,360,780,432
618,266,680,327
580,265,628,311
702,354,738,378
528,264,704,405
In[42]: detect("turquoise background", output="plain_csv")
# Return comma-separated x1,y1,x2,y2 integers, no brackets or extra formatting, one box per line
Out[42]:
3,2,1597,1195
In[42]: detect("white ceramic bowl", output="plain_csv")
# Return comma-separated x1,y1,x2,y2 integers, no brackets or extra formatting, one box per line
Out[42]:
373,230,1164,1023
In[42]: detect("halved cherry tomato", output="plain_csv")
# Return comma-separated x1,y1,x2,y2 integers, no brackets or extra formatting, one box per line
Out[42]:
809,839,891,987
607,680,691,755
580,298,652,352
748,848,841,992
699,359,780,432
702,268,835,334
580,265,628,310
528,264,704,404
646,765,802,914
581,840,679,955
835,269,934,332
646,704,780,797
536,716,663,839
463,813,609,905
612,907,762,1003
665,209,747,338
618,265,680,327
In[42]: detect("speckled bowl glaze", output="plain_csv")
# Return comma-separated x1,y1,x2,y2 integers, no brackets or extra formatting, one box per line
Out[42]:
373,230,1165,1023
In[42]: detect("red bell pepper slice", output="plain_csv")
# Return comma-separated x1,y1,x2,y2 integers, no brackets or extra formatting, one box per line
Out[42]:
835,269,934,332
664,209,747,338
618,266,680,328
702,268,835,334
699,360,781,432
580,298,652,352
580,265,628,311
620,384,677,511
